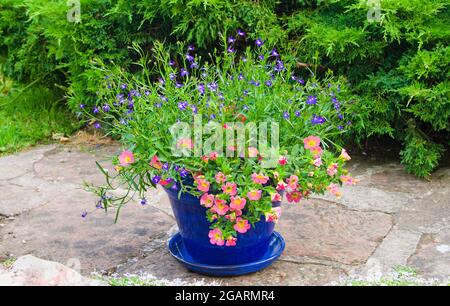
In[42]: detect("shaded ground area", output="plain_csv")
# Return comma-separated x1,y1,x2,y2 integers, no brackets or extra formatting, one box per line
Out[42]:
0,142,449,285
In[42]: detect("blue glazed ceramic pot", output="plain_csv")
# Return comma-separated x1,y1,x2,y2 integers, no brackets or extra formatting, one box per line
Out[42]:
165,185,281,266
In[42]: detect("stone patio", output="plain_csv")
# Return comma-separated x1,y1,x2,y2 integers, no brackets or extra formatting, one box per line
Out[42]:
0,142,449,285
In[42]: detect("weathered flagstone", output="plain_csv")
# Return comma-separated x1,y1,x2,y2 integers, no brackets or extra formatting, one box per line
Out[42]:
278,199,393,265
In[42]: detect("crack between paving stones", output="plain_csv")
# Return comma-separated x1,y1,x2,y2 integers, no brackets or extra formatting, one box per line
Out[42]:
279,258,349,276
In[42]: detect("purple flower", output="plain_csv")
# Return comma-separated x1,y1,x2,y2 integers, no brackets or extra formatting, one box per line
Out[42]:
178,101,188,110
237,29,246,36
207,82,218,91
169,60,175,66
338,125,344,130
94,122,101,129
152,176,161,184
198,83,205,95
171,184,178,191
145,90,151,96
79,104,85,109
241,56,247,62
291,75,297,81
180,168,189,178
265,80,273,87
338,113,344,120
295,110,301,117
175,82,184,88
140,198,147,206
191,105,198,114
180,68,189,77
255,38,264,47
190,62,199,69
243,104,249,111
311,114,326,125
274,60,285,72
228,36,236,44
238,74,244,81
283,111,290,119
93,107,99,114
297,79,305,85
270,48,279,57
306,95,317,105
81,211,88,218
186,54,194,62
187,45,195,52
162,163,170,171
120,84,127,90
96,201,103,209
347,120,352,125
158,78,165,85
243,90,249,96
169,73,177,80
258,54,264,61
102,104,110,112
250,80,260,87
227,47,235,53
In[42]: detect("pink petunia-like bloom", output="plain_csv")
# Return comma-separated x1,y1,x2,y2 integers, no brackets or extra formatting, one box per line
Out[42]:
327,163,338,176
286,190,302,203
303,136,321,150
200,193,215,208
150,155,162,170
265,207,282,223
176,138,193,150
327,183,342,197
234,217,251,234
271,192,282,202
276,180,286,191
313,157,323,167
278,156,288,165
222,182,237,196
339,148,351,161
119,150,135,167
247,189,262,201
215,172,227,184
340,175,358,185
310,146,323,158
209,228,225,246
248,147,259,158
201,155,209,163
251,173,269,184
288,175,299,185
225,236,237,247
225,210,242,222
209,151,219,161
230,196,246,210
212,199,229,216
196,178,210,193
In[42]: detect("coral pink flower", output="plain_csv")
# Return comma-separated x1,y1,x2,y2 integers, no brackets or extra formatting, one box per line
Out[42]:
251,173,269,184
303,136,321,150
201,155,209,163
196,178,210,193
230,196,246,210
327,163,338,176
327,183,342,197
215,172,226,184
225,236,237,247
176,138,193,149
225,210,242,222
209,228,224,246
247,190,262,201
234,218,251,234
209,151,219,161
222,182,237,196
271,192,282,202
276,180,286,191
248,147,259,158
212,199,229,216
340,175,358,185
278,156,288,165
273,171,280,179
313,157,322,167
288,175,299,185
339,148,351,161
119,150,135,167
200,193,215,208
265,207,282,223
286,190,302,203
150,155,162,169
310,146,323,158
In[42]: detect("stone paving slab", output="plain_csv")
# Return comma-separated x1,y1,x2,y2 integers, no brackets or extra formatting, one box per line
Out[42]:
0,143,449,285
